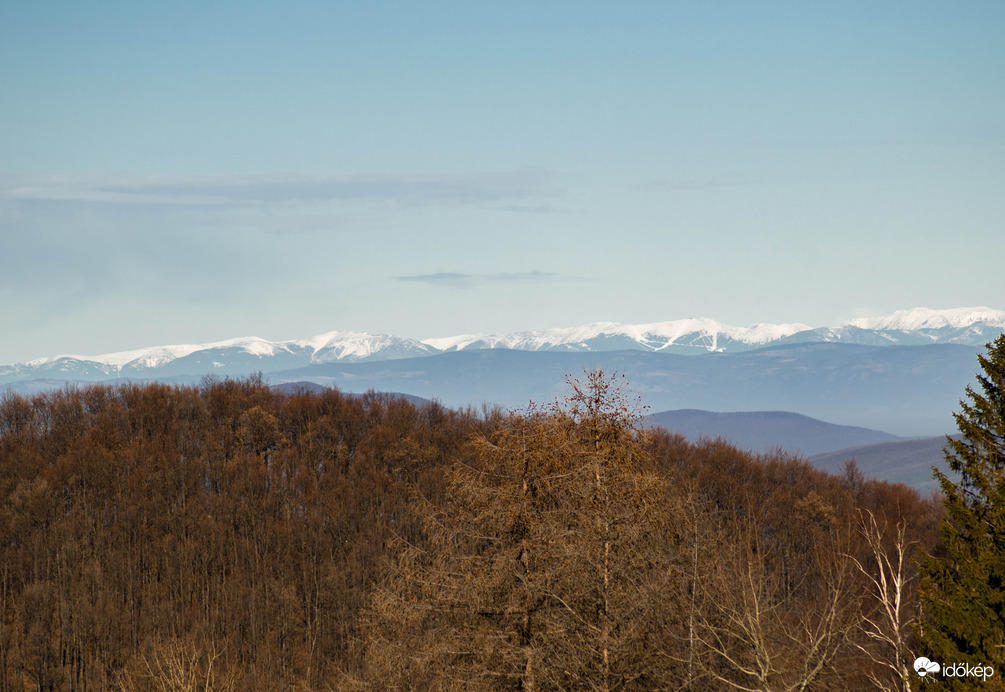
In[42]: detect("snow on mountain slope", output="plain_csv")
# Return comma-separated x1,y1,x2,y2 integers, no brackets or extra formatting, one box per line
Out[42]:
2,307,1002,385
844,307,1005,331
303,331,437,362
26,343,206,368
423,319,812,353
2,332,434,382
786,307,1005,347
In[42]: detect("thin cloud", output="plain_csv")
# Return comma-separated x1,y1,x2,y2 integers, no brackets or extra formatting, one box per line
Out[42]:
396,270,560,289
642,172,755,191
0,169,552,209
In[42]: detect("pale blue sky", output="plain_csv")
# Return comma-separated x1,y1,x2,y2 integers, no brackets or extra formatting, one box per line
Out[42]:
1,1,1003,363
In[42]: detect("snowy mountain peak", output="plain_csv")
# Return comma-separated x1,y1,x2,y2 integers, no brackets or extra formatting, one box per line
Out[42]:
423,318,813,354
3,307,1002,387
300,331,436,362
16,332,431,376
842,307,1005,332
27,343,208,369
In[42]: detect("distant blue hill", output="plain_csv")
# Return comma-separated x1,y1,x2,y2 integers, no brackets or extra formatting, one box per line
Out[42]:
645,409,902,457
810,435,961,493
3,342,982,439
255,343,977,437
270,381,433,407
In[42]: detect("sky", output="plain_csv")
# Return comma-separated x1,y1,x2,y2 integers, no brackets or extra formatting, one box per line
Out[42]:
1,1,1003,364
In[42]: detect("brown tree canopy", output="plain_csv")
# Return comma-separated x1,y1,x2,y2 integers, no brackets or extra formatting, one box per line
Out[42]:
0,374,939,691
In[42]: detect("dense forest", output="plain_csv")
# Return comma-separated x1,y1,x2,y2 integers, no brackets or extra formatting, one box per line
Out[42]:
0,372,942,690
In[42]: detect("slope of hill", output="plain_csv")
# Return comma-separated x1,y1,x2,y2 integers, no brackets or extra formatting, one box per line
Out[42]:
645,409,902,457
270,381,434,407
809,435,962,493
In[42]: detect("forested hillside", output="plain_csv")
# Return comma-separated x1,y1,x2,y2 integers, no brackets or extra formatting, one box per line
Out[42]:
0,374,939,690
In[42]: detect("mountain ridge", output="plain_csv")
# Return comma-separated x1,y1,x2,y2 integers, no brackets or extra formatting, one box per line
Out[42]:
3,307,1003,385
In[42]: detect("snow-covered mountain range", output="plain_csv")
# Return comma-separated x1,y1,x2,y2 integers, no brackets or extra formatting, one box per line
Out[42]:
3,307,1004,385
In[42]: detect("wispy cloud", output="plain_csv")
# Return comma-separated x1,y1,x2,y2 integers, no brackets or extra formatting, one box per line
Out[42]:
642,172,755,192
396,270,560,289
0,169,552,209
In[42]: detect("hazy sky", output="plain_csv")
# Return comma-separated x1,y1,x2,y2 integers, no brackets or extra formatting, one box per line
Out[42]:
2,1,1003,363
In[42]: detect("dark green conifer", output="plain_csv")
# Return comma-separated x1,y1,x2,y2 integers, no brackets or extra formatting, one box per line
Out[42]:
919,335,1005,684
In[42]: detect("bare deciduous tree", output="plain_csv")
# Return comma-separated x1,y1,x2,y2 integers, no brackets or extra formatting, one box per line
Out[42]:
365,371,691,690
694,514,861,691
849,510,917,692
117,635,237,692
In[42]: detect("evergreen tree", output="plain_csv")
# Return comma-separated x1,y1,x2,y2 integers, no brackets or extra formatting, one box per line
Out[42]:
919,335,1005,685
